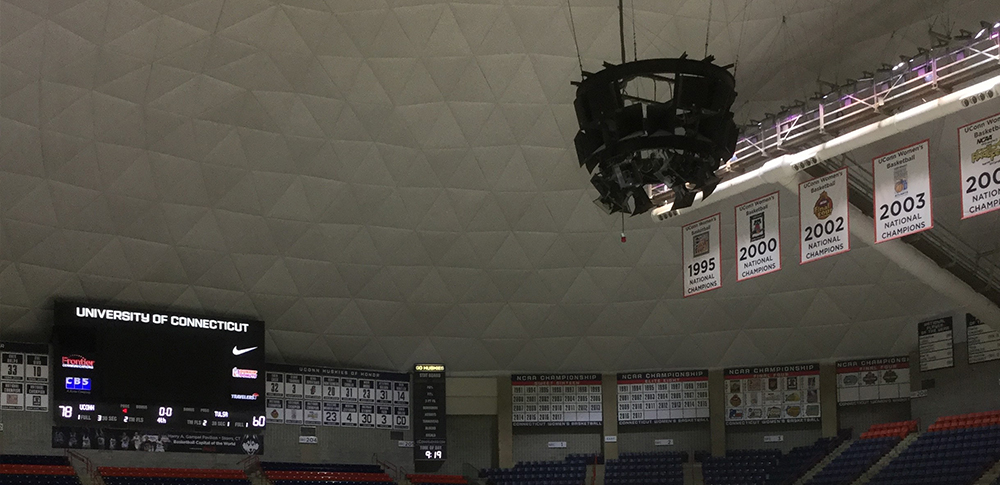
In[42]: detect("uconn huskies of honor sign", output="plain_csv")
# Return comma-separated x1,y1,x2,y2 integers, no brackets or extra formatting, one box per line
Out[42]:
799,168,850,263
682,213,722,297
958,112,1000,218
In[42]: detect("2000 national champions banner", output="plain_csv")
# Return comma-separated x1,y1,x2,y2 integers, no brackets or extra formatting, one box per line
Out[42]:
724,364,821,425
959,112,1000,218
265,364,410,430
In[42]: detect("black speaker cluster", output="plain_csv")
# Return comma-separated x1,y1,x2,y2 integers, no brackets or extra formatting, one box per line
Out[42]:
573,57,739,215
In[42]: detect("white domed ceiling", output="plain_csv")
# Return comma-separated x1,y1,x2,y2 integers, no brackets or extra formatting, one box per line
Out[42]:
1,0,998,373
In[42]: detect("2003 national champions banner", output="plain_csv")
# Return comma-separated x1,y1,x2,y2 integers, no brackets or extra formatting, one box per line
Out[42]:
724,364,821,425
836,357,910,405
959,112,1000,219
265,364,410,430
616,370,710,425
873,140,933,243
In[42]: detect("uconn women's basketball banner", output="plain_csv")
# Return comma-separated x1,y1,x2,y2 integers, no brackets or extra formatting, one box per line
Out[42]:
958,112,1000,219
265,363,410,430
724,364,821,425
512,374,603,426
872,140,933,243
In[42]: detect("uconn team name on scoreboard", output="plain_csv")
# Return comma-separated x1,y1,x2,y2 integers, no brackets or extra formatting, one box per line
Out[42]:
265,364,409,430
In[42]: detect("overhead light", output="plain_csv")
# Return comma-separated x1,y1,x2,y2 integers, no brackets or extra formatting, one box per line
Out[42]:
976,20,991,39
893,62,906,71
573,56,738,214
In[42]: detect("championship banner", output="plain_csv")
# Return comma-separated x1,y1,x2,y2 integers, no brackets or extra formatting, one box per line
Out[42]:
724,364,821,425
512,374,602,426
735,192,782,281
958,112,1000,219
873,140,932,243
918,317,954,371
616,370,710,425
967,313,1000,364
682,213,722,297
799,168,850,263
0,341,49,412
836,357,910,406
266,364,409,430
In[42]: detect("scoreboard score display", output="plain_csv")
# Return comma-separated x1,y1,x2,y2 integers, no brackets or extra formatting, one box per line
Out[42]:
51,303,266,454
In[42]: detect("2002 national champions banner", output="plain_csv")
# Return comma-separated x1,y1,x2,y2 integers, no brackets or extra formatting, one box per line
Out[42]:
265,364,410,430
724,364,821,425
836,357,910,405
616,370,710,425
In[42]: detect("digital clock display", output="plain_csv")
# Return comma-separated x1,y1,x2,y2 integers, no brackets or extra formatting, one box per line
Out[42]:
51,303,266,454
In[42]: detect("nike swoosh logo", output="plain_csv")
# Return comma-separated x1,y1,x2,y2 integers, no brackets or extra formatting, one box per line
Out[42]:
232,346,258,356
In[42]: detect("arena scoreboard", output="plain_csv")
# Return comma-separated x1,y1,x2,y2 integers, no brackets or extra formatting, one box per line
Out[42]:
51,303,266,454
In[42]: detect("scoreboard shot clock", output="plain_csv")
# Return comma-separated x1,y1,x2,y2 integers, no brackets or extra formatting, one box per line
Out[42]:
50,303,266,455
413,364,446,464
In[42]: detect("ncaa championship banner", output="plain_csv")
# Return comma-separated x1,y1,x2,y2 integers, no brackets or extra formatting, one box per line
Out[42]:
873,140,932,243
799,168,850,264
836,357,910,406
512,374,602,426
616,370,710,425
735,192,782,281
682,213,722,297
724,364,821,425
958,112,1000,219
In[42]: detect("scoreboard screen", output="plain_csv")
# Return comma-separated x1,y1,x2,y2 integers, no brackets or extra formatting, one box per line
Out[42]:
51,303,266,454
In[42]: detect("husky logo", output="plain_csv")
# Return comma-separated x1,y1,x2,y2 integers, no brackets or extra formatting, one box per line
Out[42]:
971,140,1000,163
241,435,260,454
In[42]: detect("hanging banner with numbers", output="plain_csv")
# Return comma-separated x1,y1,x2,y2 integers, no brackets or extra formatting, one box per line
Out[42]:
836,356,910,405
959,112,1000,219
918,317,954,371
873,140,933,242
682,213,722,296
735,192,782,281
616,370,710,425
967,313,1000,364
0,342,49,412
511,374,602,426
266,364,410,430
799,168,850,263
724,364,821,425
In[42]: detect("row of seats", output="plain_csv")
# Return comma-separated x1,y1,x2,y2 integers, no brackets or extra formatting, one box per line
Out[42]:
262,462,385,473
481,456,591,485
0,455,80,485
98,466,250,485
406,473,467,484
868,425,1000,485
703,437,844,485
0,456,70,466
928,411,1000,431
805,436,899,485
605,451,685,485
860,420,918,440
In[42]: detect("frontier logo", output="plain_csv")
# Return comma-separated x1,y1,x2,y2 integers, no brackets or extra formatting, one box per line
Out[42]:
232,367,259,379
231,393,260,401
62,355,95,369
